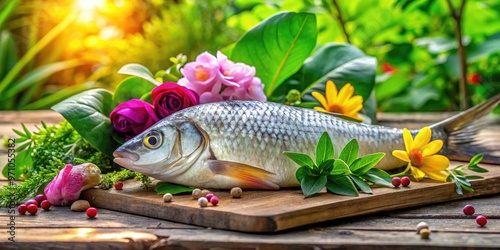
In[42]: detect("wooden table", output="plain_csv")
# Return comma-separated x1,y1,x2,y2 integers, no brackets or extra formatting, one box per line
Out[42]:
1,111,499,249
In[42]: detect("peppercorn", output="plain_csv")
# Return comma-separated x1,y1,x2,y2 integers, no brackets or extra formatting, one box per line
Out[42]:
163,193,173,202
476,215,487,227
463,205,475,215
230,187,243,198
18,204,27,215
115,182,123,190
198,197,209,207
27,204,38,215
40,200,51,211
401,176,411,187
210,196,219,206
86,207,98,218
192,189,202,199
392,177,401,187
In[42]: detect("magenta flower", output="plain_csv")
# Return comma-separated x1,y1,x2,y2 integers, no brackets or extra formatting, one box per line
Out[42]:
152,82,199,119
110,99,159,140
178,51,266,103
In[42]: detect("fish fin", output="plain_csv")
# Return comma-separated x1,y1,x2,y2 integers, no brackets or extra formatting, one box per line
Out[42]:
207,160,279,190
431,93,500,164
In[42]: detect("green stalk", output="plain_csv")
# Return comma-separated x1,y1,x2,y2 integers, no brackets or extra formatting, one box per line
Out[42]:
0,12,76,94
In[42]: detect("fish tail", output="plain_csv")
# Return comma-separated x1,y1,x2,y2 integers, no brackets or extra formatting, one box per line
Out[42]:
430,93,500,164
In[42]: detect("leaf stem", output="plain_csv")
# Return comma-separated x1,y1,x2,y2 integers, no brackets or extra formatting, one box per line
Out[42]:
445,0,468,110
331,0,351,44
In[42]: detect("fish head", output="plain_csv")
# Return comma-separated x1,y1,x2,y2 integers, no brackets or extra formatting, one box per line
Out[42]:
112,118,207,179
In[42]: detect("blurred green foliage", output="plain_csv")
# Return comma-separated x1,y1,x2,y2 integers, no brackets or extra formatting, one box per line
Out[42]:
4,0,500,112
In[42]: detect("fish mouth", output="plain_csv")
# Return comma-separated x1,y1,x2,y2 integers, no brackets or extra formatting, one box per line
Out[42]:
113,150,139,169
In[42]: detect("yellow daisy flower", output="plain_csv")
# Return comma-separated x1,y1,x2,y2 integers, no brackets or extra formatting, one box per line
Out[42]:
392,127,450,182
312,80,363,120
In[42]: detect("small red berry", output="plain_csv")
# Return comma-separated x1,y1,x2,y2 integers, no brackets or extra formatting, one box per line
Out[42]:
18,204,27,215
401,176,411,187
35,194,47,204
467,73,481,85
114,182,123,190
27,204,38,215
206,193,214,201
476,215,487,227
463,205,475,215
25,199,38,207
86,207,97,218
210,196,219,206
40,200,51,211
392,177,401,187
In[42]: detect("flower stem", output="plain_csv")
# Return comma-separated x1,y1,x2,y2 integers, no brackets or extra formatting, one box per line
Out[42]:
331,0,351,44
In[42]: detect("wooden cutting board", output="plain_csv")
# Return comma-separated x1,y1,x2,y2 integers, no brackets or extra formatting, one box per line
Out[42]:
82,162,500,233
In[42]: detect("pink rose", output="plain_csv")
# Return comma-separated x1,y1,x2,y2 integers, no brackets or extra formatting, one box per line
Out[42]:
110,99,159,140
152,82,199,118
180,52,219,93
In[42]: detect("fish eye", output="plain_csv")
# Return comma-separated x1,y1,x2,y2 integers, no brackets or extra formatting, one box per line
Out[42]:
143,131,162,149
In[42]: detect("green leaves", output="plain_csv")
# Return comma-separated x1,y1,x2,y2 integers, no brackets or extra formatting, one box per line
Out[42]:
118,63,161,86
112,77,156,107
284,132,389,198
52,89,117,158
155,182,194,195
231,12,317,97
446,154,488,195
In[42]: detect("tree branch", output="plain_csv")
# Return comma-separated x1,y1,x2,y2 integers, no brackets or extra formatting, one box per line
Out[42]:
446,0,469,110
332,0,351,44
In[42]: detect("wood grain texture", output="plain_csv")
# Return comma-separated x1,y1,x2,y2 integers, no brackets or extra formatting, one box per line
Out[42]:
81,163,500,233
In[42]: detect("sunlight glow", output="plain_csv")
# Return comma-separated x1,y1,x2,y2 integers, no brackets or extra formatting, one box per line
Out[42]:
77,0,105,10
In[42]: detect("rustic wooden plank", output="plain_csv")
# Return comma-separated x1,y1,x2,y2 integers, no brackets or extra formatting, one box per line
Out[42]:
80,162,500,233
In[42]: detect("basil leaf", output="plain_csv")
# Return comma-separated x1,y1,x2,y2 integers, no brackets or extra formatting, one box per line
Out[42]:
295,165,309,182
118,63,161,86
315,132,334,166
350,153,386,174
301,174,327,197
112,77,156,107
318,159,335,175
362,168,393,187
331,159,350,175
155,182,194,195
326,175,358,196
284,151,315,168
339,139,358,165
349,175,373,194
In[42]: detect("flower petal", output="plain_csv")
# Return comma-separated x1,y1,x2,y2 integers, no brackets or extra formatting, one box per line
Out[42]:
423,170,449,182
325,80,338,105
345,95,363,110
413,127,431,151
392,150,410,162
421,140,444,157
410,165,426,181
312,91,328,110
402,128,413,154
313,107,327,112
337,83,353,105
419,154,450,172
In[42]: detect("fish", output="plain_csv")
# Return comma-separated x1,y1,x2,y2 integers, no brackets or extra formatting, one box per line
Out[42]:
113,94,500,189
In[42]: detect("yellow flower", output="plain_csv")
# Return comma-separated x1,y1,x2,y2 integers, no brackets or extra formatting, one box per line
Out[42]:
392,127,450,182
312,80,363,120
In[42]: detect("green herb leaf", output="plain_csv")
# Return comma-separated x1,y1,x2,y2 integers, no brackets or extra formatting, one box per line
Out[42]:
301,174,327,197
350,153,386,174
284,151,315,168
465,175,484,180
339,139,359,165
118,63,161,86
468,154,483,167
349,175,373,194
315,132,334,166
155,182,194,195
317,159,335,175
231,12,317,97
326,175,358,196
454,181,463,195
331,159,350,175
51,89,117,158
362,168,393,187
295,165,309,182
112,77,156,107
468,165,488,173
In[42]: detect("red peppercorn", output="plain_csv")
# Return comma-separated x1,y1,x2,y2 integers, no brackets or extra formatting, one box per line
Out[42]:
27,204,38,215
25,199,38,207
86,207,97,218
401,176,411,187
18,204,27,215
40,200,51,211
114,182,123,190
206,193,214,201
392,177,401,187
210,196,219,206
467,73,481,85
463,205,475,215
476,215,487,227
35,194,47,204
